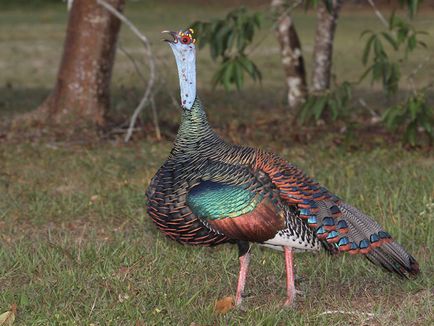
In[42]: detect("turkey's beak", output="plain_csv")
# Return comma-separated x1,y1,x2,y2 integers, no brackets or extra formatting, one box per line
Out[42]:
161,30,178,43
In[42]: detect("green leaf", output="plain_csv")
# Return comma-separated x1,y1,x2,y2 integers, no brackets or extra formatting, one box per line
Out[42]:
313,96,328,120
406,0,420,18
298,96,316,124
191,7,262,91
212,66,225,89
418,41,428,48
382,92,434,145
233,60,244,90
381,32,399,50
373,38,385,57
372,62,383,82
407,34,417,52
360,30,374,38
359,66,373,83
253,13,262,27
408,98,418,120
421,118,434,135
328,98,338,120
362,34,376,65
222,61,235,90
405,121,417,146
238,56,254,77
343,81,352,99
226,31,235,51
397,27,409,44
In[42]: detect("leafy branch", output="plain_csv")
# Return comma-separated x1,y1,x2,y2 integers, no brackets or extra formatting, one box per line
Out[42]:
360,14,427,96
297,81,352,125
383,91,433,146
191,7,262,91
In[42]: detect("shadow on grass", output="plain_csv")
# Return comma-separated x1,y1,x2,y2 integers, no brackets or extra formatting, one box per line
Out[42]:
0,87,49,118
1,85,433,148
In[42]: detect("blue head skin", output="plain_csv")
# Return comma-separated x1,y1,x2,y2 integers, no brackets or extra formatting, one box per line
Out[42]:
163,29,196,110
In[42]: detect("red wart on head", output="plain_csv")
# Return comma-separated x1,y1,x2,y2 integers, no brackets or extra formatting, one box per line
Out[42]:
162,28,196,45
179,28,196,44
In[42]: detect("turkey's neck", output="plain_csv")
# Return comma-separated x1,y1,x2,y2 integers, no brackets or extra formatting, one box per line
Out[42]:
171,97,222,156
173,45,196,110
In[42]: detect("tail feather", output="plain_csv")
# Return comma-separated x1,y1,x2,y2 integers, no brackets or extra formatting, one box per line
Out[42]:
337,202,419,277
365,249,406,277
365,244,419,277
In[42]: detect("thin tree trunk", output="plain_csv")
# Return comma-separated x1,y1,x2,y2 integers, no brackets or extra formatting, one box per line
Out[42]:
311,0,343,93
14,0,125,138
271,0,307,110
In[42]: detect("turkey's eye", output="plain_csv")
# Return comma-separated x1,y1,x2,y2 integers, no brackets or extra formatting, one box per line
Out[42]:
181,36,191,44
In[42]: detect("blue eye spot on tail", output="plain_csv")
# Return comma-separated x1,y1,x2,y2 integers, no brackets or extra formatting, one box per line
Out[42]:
359,239,371,254
359,239,370,249
316,226,327,239
326,230,339,243
329,205,340,215
322,217,335,231
378,231,391,239
370,233,380,243
307,216,318,227
337,236,350,251
336,220,348,231
370,233,382,247
338,236,349,247
348,242,360,255
316,226,326,234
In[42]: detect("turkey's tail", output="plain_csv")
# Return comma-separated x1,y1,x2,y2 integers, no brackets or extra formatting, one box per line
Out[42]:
337,202,420,277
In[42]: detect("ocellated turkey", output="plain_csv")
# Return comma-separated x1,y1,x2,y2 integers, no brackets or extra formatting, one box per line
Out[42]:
147,28,419,307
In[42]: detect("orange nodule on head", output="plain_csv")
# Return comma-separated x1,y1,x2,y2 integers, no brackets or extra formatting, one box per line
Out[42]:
178,28,196,44
162,28,196,45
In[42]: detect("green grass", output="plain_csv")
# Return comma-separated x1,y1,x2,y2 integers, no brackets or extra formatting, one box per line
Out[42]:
1,143,433,325
1,2,434,325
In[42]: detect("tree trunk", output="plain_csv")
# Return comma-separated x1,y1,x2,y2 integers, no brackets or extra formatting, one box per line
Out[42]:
271,0,307,110
14,0,125,138
311,0,343,93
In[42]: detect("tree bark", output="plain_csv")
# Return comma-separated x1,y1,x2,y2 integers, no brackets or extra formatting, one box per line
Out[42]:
14,0,125,138
311,0,343,93
271,0,307,110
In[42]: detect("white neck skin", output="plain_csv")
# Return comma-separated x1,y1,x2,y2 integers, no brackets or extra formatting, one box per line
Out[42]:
169,43,196,110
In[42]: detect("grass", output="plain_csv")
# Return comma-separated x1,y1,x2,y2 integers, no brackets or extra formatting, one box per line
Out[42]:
0,143,433,325
1,2,434,325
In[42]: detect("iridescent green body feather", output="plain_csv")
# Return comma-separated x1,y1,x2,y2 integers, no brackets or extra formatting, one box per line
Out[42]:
187,181,263,220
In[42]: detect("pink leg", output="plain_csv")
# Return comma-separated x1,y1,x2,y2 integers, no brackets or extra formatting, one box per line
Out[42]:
284,246,296,307
235,252,251,306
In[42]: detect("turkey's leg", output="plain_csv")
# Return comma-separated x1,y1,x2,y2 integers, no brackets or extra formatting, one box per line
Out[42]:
235,241,251,306
284,246,295,307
